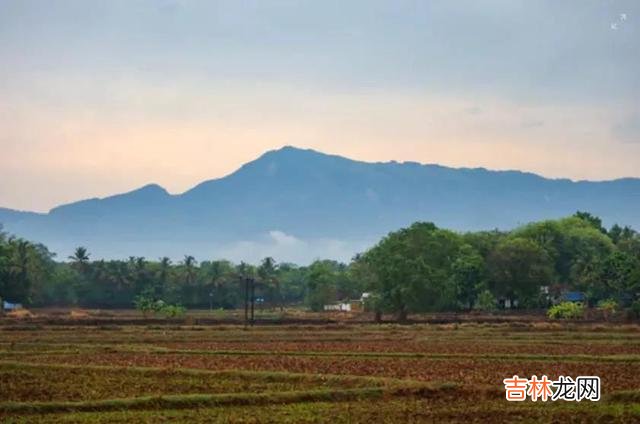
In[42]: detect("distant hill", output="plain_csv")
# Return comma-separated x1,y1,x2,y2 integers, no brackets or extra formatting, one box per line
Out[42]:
1,146,639,263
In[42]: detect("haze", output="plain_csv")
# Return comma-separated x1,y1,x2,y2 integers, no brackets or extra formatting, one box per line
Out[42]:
1,0,639,212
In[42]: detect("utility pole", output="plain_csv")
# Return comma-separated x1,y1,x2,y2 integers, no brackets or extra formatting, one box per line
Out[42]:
250,278,255,326
244,277,249,327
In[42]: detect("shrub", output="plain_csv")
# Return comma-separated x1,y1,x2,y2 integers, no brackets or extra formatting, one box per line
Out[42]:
547,302,584,320
474,290,497,312
160,304,186,318
597,298,618,320
133,295,159,318
597,298,618,312
134,294,185,318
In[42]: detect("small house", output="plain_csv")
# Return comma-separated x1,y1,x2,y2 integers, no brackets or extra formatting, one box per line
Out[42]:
2,301,23,311
562,291,586,303
323,303,352,312
498,297,519,309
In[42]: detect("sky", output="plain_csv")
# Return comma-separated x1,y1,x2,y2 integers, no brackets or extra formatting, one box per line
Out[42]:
1,0,639,212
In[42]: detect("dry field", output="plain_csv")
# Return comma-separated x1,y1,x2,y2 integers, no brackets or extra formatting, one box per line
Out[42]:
1,314,640,422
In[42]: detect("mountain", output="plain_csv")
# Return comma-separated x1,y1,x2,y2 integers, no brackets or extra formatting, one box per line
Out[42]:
1,146,639,263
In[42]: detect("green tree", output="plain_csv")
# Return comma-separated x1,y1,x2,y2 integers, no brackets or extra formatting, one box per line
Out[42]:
450,244,486,310
278,263,308,305
68,247,90,271
9,239,32,303
156,257,172,298
199,260,236,308
258,257,282,310
361,222,463,320
306,260,338,312
591,251,640,304
0,237,55,305
615,227,640,258
513,217,613,290
179,255,198,306
574,211,606,234
475,290,497,312
488,237,553,307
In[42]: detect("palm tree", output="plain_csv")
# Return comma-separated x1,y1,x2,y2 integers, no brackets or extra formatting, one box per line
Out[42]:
156,257,172,298
108,260,132,307
68,247,90,272
9,239,30,275
205,260,234,309
258,257,282,311
69,246,89,263
132,257,148,294
180,255,198,306
8,238,31,302
182,255,197,285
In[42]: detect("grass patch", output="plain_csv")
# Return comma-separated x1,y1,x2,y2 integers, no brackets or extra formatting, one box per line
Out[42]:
0,361,408,403
147,348,640,363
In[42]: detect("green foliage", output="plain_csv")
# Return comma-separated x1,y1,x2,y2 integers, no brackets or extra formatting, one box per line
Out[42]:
305,261,339,312
597,298,618,321
597,298,619,313
574,211,606,234
474,290,497,312
0,233,55,305
488,237,553,307
133,292,187,319
133,293,161,317
547,302,585,320
360,222,465,319
258,257,283,310
450,245,486,310
630,301,640,319
1,212,639,320
513,217,614,292
160,304,187,318
589,251,640,304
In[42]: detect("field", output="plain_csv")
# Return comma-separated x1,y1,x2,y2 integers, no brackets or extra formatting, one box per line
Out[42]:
1,312,640,422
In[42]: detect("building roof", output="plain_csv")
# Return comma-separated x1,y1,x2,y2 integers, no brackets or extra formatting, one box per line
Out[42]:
563,291,586,302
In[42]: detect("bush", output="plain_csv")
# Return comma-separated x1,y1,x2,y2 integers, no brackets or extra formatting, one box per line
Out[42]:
597,298,618,312
133,295,159,318
134,294,186,318
160,304,186,318
547,302,584,320
474,290,497,312
597,298,618,320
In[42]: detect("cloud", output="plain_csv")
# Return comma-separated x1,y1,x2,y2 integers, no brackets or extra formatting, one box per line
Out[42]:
212,231,374,264
268,230,300,246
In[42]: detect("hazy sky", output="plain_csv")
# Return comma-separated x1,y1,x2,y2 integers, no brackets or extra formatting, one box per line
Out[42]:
1,0,639,212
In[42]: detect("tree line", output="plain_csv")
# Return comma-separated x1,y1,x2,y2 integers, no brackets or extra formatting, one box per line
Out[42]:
1,212,639,318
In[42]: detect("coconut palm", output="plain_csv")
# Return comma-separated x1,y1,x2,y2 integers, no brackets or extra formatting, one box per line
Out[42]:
156,257,172,297
181,255,197,285
258,257,282,311
68,247,90,274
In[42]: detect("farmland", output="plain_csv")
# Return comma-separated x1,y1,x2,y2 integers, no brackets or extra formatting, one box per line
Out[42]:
1,314,640,423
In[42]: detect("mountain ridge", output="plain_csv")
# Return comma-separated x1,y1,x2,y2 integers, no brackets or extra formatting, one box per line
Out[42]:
1,146,639,263
20,145,637,214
